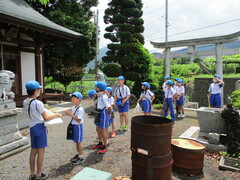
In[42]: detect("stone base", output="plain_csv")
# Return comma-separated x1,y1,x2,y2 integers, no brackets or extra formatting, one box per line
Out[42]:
0,137,28,155
0,101,16,110
179,126,227,152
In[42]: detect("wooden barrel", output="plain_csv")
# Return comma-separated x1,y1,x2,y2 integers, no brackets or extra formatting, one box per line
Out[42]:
171,138,206,175
132,151,172,180
131,115,173,156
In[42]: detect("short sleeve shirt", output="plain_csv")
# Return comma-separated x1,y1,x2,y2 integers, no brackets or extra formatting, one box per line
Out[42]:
71,105,85,125
114,85,131,99
175,86,185,95
97,94,111,110
208,83,223,94
108,96,114,106
162,82,167,92
23,98,45,128
165,87,176,99
140,90,154,100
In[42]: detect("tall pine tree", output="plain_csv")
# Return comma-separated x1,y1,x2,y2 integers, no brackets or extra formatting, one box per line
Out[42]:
103,0,153,96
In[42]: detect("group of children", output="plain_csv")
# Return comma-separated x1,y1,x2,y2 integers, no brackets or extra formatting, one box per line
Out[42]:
162,76,186,122
25,74,224,180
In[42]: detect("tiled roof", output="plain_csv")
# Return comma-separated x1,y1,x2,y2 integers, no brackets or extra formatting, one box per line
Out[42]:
0,0,82,39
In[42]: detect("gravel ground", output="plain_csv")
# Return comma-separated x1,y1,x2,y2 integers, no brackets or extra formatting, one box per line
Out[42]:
0,100,239,180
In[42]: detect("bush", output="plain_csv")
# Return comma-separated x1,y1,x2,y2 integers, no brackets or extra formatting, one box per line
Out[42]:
231,89,240,110
154,104,163,109
103,63,122,77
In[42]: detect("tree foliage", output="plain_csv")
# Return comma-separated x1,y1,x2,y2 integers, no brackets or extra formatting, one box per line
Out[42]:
26,0,98,86
103,0,153,96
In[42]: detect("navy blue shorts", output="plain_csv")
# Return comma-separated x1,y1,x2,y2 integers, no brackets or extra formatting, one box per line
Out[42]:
176,96,184,106
142,99,151,113
210,94,221,107
117,99,129,113
72,124,83,143
30,123,47,149
108,118,114,126
97,109,109,129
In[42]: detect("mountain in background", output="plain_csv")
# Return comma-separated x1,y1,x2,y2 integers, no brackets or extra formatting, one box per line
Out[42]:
86,47,109,69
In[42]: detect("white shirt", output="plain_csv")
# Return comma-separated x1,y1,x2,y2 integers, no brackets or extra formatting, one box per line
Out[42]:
23,98,45,128
114,85,131,99
140,89,154,101
97,94,111,110
108,96,114,106
175,86,185,95
162,82,167,92
71,105,85,125
208,83,223,94
165,87,176,99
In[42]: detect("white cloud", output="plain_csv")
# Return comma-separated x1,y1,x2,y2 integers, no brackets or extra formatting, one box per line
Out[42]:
96,0,240,52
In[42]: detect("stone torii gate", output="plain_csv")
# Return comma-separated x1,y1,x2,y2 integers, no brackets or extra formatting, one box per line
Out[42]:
150,31,240,78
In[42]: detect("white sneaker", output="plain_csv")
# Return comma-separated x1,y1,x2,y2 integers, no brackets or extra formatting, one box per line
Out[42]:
181,114,185,118
177,114,181,118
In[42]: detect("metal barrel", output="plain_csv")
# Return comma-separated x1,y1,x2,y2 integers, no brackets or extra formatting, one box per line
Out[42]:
131,115,173,156
131,115,173,180
132,151,172,180
171,138,206,175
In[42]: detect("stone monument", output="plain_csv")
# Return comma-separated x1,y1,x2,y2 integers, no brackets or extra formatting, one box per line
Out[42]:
0,70,28,155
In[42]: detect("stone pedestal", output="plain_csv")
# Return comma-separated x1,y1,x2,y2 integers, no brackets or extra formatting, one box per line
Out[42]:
197,107,226,134
0,102,28,155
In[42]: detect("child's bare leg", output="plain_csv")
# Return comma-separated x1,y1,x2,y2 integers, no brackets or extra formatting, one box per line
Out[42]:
76,142,83,155
99,128,108,145
119,113,124,126
96,126,103,143
29,148,37,175
111,122,115,132
36,148,45,176
123,112,129,126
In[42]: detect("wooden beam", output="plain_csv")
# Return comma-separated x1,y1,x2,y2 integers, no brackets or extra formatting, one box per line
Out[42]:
4,27,19,39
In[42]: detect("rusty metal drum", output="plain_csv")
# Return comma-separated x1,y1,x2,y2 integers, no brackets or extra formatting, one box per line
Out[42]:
171,138,206,175
132,151,172,180
131,115,173,156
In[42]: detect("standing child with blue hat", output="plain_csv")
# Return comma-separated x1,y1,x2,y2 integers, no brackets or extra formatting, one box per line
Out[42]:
113,76,131,131
137,82,155,115
164,80,177,122
64,92,85,164
91,81,112,154
105,87,116,138
23,81,62,180
208,75,224,108
175,79,185,118
162,76,171,98
173,78,180,116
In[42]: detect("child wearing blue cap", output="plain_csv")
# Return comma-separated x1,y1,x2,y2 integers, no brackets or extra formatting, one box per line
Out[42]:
208,75,224,108
137,82,155,115
164,80,177,122
23,81,62,180
105,87,116,138
175,79,185,118
162,76,171,100
113,76,131,131
64,92,85,164
91,81,112,154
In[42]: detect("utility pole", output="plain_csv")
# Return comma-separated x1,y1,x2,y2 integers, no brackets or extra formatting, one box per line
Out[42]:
95,9,99,80
165,0,168,43
164,0,170,76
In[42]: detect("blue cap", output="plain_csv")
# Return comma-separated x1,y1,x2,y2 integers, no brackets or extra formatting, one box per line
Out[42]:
105,87,112,92
141,82,150,88
88,89,96,99
72,92,83,99
164,76,170,79
175,78,180,81
26,80,42,90
118,76,125,80
178,79,183,83
214,75,221,79
94,81,107,91
166,80,173,86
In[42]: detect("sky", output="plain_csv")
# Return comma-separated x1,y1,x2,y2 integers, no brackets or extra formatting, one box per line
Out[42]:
95,0,240,52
